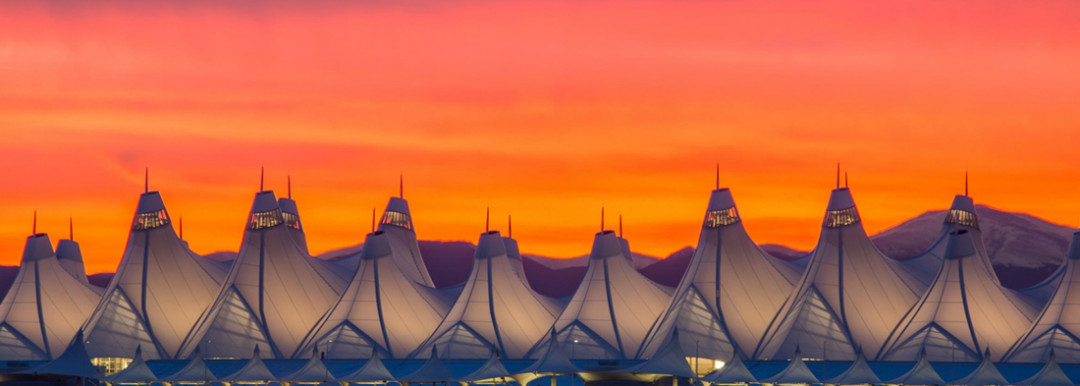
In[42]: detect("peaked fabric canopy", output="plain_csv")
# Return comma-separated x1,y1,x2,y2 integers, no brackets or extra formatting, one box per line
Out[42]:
180,190,342,359
513,330,581,386
824,350,881,385
83,191,227,360
1018,350,1077,386
338,348,395,383
952,349,1008,386
620,329,696,381
379,196,435,287
285,347,336,382
413,231,560,359
163,348,216,382
298,230,450,359
530,230,670,359
638,188,801,361
458,349,513,383
700,354,755,385
0,234,102,361
755,187,922,361
55,239,89,284
223,345,277,382
898,195,998,289
399,346,454,382
878,229,1036,362
21,330,102,379
1004,231,1080,363
105,346,158,384
888,349,945,385
759,348,818,384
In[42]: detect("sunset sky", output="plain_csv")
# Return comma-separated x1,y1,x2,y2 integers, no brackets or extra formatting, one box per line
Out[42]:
2,0,1080,274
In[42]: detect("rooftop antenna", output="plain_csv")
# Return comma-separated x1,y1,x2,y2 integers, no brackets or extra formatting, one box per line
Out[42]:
144,167,149,193
601,207,605,232
399,174,404,199
287,175,292,199
371,208,376,233
508,215,512,238
32,210,37,235
69,217,73,240
844,172,849,188
619,214,623,237
715,163,720,190
485,207,490,232
836,163,841,189
260,167,265,192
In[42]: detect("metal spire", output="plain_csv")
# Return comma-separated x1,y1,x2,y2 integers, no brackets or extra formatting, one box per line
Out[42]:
144,167,149,193
69,217,73,240
179,217,183,240
619,214,623,237
32,210,36,235
508,215,512,238
844,172,849,188
965,170,969,197
715,163,720,190
836,163,841,189
399,174,404,199
601,207,605,232
288,175,292,199
260,167,265,192
372,208,377,233
485,207,490,232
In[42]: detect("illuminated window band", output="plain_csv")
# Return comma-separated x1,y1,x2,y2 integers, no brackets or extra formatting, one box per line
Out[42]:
248,209,284,230
91,357,133,376
823,206,860,228
945,209,979,229
282,212,303,231
132,209,170,230
704,207,740,228
381,210,413,230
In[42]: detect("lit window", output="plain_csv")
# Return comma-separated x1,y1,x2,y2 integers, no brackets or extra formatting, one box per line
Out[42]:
823,207,860,228
248,209,284,230
945,209,979,229
704,207,740,228
685,356,725,377
132,209,170,230
91,357,133,376
380,210,413,230
282,212,303,231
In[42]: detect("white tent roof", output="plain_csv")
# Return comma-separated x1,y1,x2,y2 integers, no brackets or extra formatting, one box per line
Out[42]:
759,347,818,384
179,190,342,359
824,350,880,384
701,354,755,384
0,234,102,361
399,346,454,382
83,191,227,360
530,230,670,359
338,348,395,382
878,229,1036,362
888,349,945,385
622,329,696,380
280,196,350,292
285,347,336,382
55,238,90,285
223,345,277,382
638,188,800,361
105,346,158,383
952,349,1008,386
1018,350,1076,386
22,329,102,379
298,229,450,359
164,348,216,382
898,194,999,291
379,196,435,287
413,230,560,359
1004,231,1080,363
754,187,922,361
459,349,513,383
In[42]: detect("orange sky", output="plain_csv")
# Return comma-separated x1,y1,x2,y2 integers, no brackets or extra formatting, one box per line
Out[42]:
2,0,1080,274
